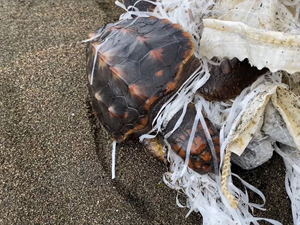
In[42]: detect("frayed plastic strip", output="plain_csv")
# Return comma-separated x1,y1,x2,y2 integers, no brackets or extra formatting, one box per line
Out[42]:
197,96,231,129
139,62,204,142
196,99,219,175
151,0,216,58
275,145,300,173
82,20,123,43
176,192,187,208
139,58,211,145
139,96,191,142
220,75,283,152
191,59,211,93
164,150,282,225
87,17,140,85
112,141,117,179
275,119,296,147
90,43,103,85
231,173,266,211
164,103,188,139
217,77,279,210
270,144,300,224
223,74,283,143
180,104,199,177
115,0,127,11
116,0,156,13
220,87,250,139
115,0,160,19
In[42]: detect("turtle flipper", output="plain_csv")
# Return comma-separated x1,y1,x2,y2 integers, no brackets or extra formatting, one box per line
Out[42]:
142,136,167,164
164,104,220,174
197,58,269,101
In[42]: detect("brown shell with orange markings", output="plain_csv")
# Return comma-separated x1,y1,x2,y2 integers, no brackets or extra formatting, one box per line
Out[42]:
164,104,220,174
86,17,197,142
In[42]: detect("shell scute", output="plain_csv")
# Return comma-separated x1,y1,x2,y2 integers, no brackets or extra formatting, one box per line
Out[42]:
127,37,151,61
109,60,139,85
94,101,123,132
109,96,130,118
95,86,113,107
87,17,195,141
143,17,159,25
99,45,128,67
152,67,172,87
165,104,221,174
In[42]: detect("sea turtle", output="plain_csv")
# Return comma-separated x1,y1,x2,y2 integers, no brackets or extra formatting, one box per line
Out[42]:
86,15,267,174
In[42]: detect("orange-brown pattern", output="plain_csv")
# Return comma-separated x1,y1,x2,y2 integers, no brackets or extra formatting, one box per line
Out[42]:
86,15,265,175
165,104,220,174
87,17,195,142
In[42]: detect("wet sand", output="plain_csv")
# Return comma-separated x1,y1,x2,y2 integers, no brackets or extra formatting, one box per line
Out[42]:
0,0,293,224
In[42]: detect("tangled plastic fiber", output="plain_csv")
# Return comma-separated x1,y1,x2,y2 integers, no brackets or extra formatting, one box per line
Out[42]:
108,0,300,224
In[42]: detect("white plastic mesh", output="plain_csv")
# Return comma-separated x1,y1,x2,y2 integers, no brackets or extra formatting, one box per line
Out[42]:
141,69,287,225
108,1,300,224
164,149,281,225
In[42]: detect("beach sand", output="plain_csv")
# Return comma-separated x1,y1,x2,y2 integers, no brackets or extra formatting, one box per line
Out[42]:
0,0,293,224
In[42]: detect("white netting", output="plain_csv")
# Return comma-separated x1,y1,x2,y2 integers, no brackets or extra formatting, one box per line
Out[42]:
140,68,288,224
108,1,300,224
164,149,281,225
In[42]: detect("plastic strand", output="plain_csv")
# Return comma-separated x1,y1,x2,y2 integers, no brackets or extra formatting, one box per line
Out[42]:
112,141,117,179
